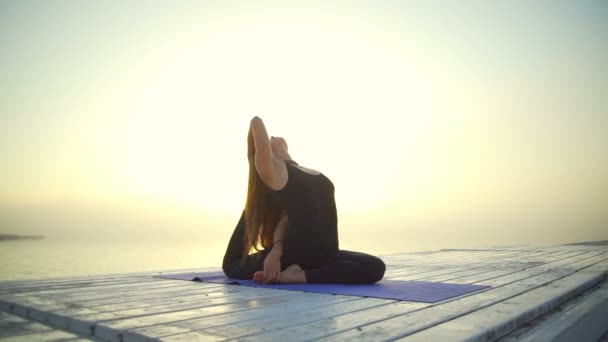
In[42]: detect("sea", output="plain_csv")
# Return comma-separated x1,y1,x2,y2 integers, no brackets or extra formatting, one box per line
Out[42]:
0,239,226,281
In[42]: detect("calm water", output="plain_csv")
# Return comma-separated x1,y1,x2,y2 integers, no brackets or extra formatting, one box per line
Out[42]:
0,239,226,281
0,238,409,282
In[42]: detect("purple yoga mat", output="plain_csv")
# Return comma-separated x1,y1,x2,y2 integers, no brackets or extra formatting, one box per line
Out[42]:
155,271,490,303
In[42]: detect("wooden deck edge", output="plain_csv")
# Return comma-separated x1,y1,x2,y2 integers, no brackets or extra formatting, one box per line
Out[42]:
1,295,98,338
499,277,608,342
391,270,605,341
0,266,222,286
0,308,99,341
496,271,607,341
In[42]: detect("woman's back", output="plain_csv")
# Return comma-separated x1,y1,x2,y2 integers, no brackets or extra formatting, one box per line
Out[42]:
270,161,339,266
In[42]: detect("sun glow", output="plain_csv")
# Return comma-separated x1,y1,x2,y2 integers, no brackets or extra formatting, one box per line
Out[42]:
2,1,606,248
100,16,443,216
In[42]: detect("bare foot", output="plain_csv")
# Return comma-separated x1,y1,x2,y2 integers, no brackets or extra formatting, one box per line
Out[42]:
252,271,264,283
278,264,307,284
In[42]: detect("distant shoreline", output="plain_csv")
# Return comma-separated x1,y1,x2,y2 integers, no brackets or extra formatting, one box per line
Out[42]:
0,234,44,241
564,240,608,246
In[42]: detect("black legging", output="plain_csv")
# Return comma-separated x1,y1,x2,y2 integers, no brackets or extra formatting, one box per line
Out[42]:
222,211,386,284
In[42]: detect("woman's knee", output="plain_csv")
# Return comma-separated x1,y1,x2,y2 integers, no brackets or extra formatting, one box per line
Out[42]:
222,260,249,279
222,261,236,278
365,255,386,283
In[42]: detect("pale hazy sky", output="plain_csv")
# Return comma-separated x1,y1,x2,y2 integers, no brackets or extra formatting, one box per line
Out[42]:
1,1,606,253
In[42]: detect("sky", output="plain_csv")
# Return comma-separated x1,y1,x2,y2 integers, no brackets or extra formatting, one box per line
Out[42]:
1,0,607,254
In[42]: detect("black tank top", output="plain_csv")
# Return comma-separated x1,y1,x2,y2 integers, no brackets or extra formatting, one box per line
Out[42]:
271,161,339,260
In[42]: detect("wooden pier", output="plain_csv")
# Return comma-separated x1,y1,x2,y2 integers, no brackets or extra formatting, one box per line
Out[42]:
1,244,607,341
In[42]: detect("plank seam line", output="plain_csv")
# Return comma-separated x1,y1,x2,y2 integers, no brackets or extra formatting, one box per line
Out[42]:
267,269,565,341
121,296,368,341
12,282,203,298
24,288,300,334
51,288,293,327
383,270,607,342
89,290,302,324
8,284,257,317
499,276,608,340
26,280,209,297
215,299,399,341
481,250,608,284
474,271,608,341
197,252,608,342
311,268,578,341
1,285,257,324
0,305,105,341
2,284,232,311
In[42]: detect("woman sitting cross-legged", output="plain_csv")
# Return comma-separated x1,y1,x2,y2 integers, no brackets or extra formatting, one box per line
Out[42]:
222,116,386,284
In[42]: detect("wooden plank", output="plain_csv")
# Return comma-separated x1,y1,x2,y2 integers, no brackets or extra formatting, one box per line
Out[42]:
0,311,52,337
385,266,454,279
4,282,226,320
477,250,607,287
499,280,608,342
61,287,296,334
381,249,527,277
447,249,606,290
1,280,219,307
397,270,605,340
7,283,232,321
582,258,608,273
154,297,396,342
1,244,604,342
420,250,521,266
384,266,449,279
223,301,430,341
27,280,199,301
93,292,356,342
122,296,374,341
0,276,166,298
0,311,92,341
443,268,524,284
382,250,502,267
198,260,588,340
0,266,221,289
48,287,286,330
415,249,572,284
211,268,575,341
391,267,477,281
0,274,155,291
48,286,269,320
3,279,191,302
13,288,240,322
311,269,576,341
561,251,608,270
530,250,607,271
417,267,496,283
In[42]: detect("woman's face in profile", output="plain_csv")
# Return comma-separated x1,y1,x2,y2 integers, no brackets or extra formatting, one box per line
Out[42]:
270,136,288,154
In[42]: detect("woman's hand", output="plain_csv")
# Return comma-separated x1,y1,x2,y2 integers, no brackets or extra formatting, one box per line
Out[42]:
262,211,288,283
263,248,282,284
277,210,288,227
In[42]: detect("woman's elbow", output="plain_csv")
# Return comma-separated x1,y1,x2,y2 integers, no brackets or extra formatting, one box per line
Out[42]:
250,116,263,127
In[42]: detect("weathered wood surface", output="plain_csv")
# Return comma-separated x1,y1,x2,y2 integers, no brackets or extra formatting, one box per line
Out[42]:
0,311,93,341
0,244,606,341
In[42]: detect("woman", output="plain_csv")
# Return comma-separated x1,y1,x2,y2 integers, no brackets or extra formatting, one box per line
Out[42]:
222,116,386,284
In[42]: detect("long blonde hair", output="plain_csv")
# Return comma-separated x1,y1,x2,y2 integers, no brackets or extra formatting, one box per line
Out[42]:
243,128,282,258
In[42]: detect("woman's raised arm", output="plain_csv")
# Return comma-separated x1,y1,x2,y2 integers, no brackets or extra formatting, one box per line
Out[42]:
249,116,275,182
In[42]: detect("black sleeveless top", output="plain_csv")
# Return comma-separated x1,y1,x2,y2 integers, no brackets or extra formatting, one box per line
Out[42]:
271,161,339,260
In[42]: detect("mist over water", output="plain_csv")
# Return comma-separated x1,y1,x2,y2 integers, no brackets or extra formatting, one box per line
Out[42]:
1,196,604,281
